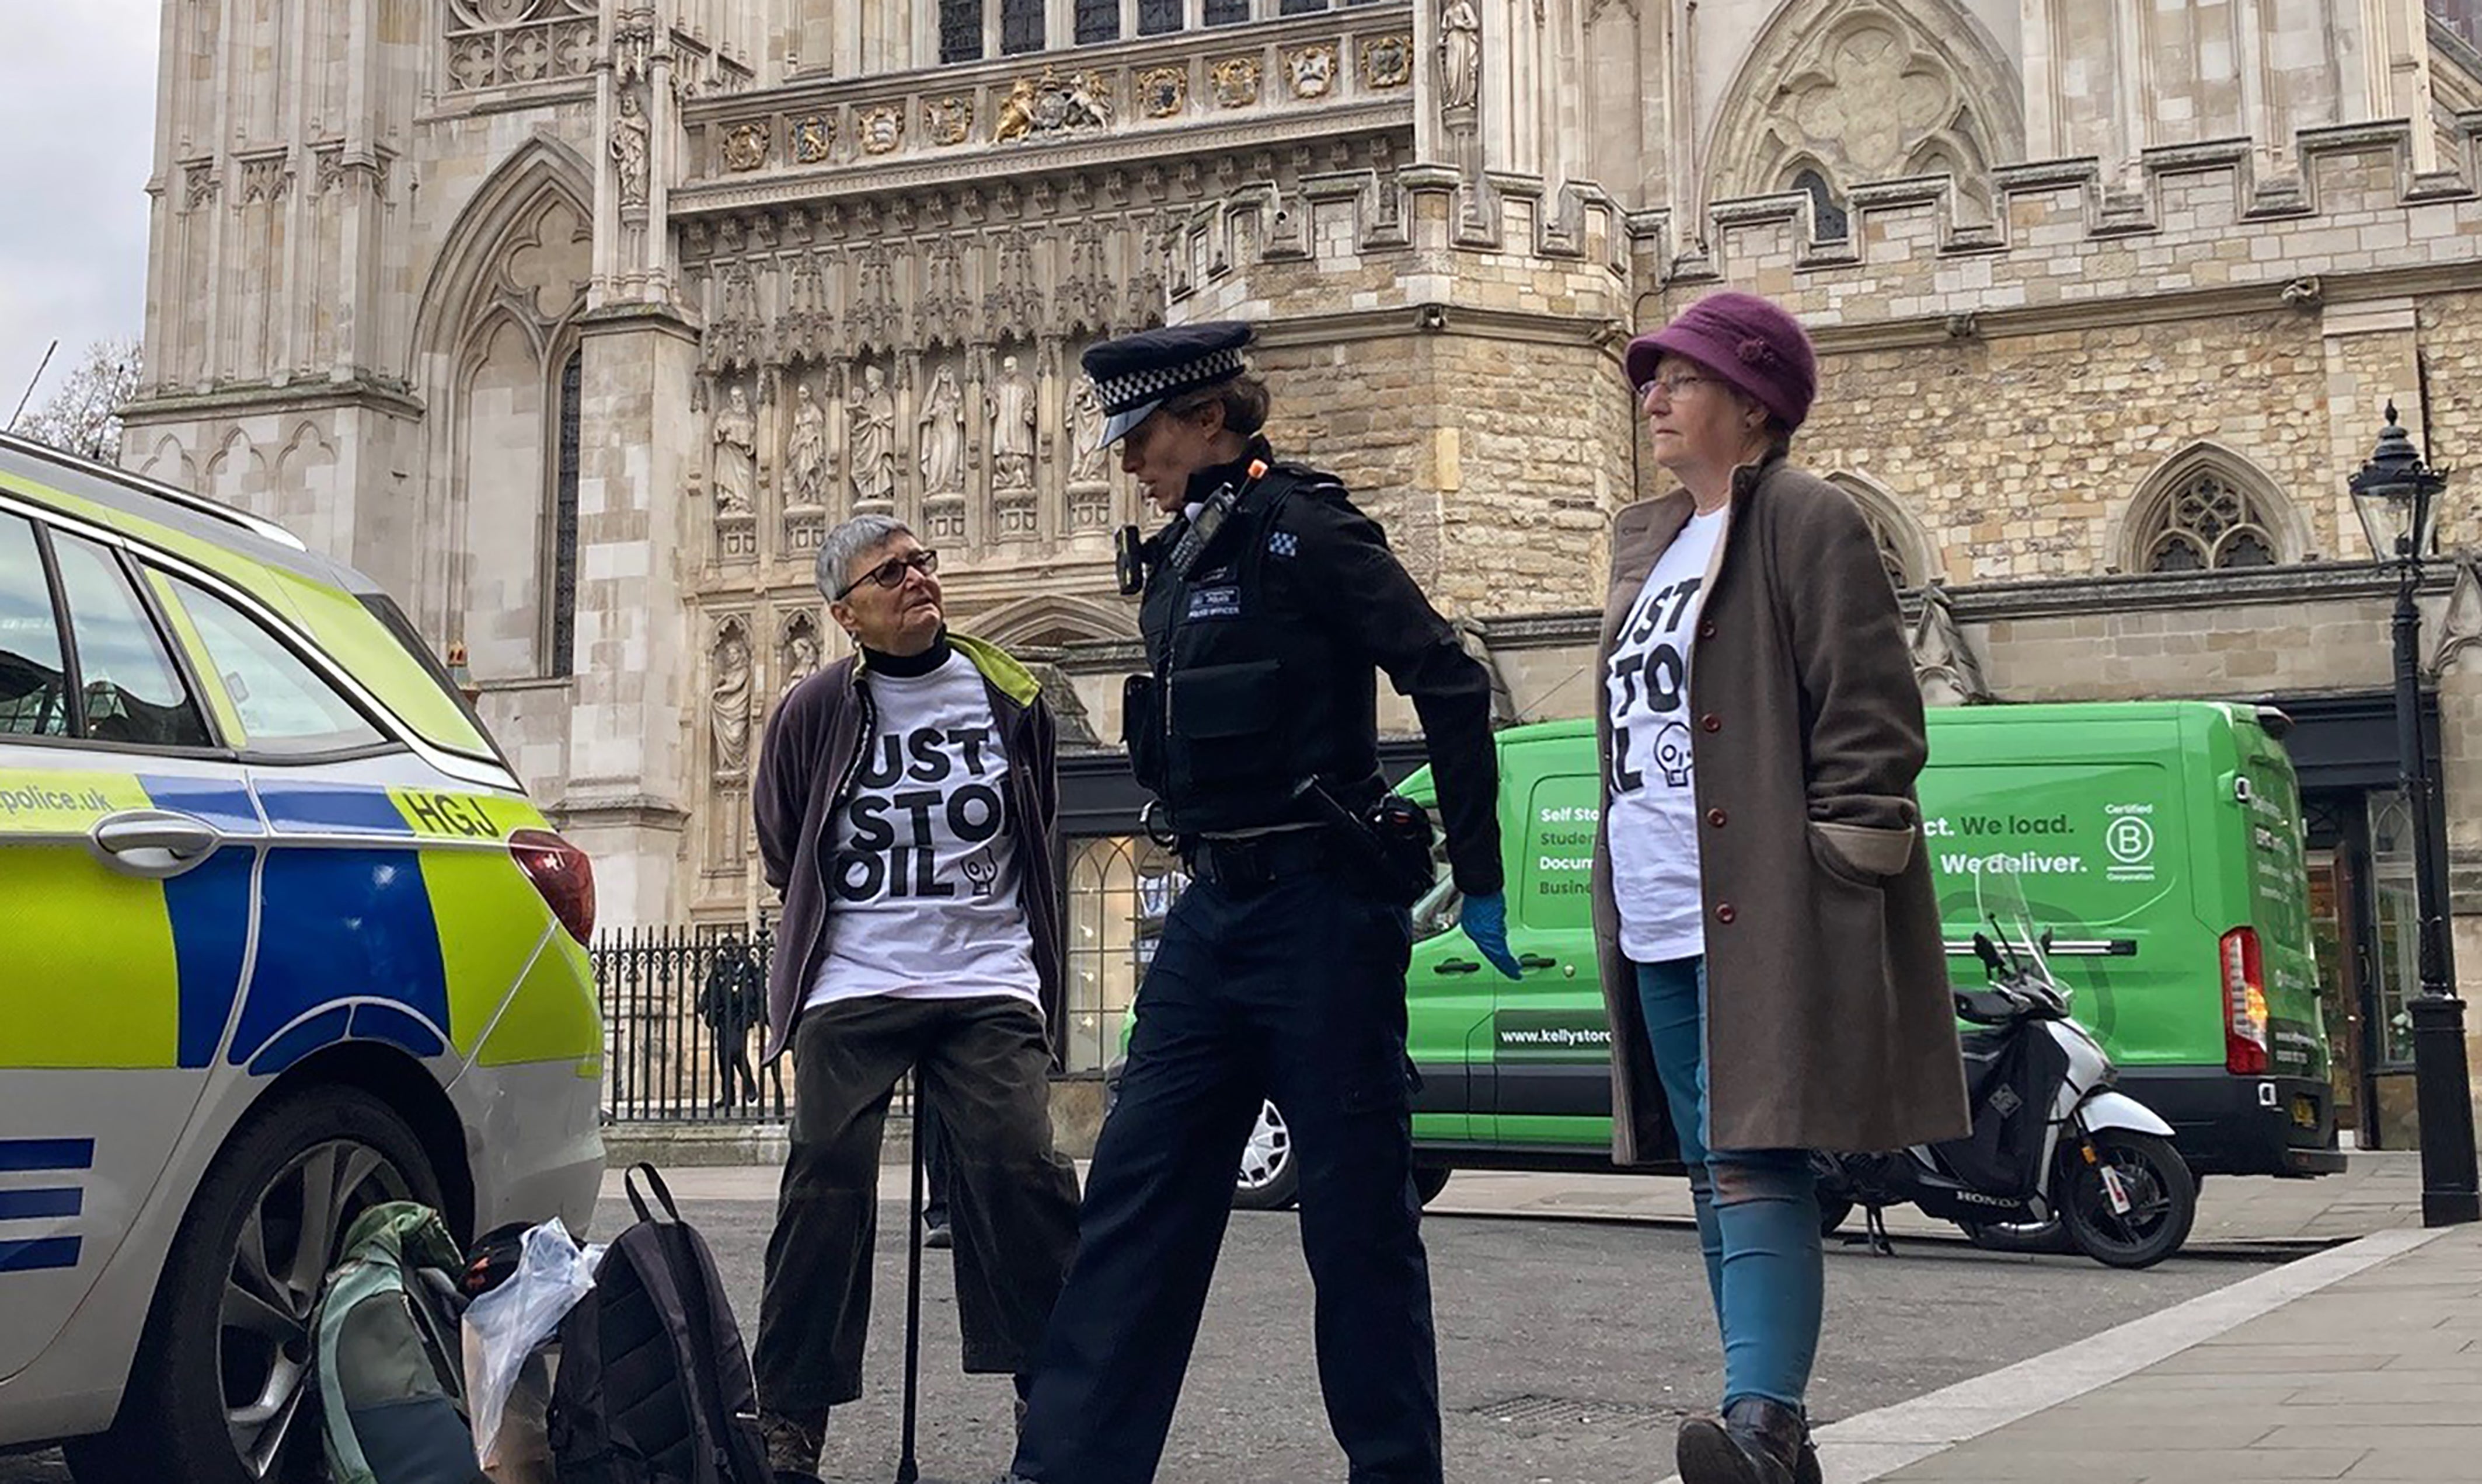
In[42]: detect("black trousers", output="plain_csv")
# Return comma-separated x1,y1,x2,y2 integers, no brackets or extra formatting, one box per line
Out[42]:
752,994,1080,1411
1012,865,1436,1484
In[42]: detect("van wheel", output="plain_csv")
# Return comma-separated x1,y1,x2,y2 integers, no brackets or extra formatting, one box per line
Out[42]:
1413,1167,1453,1207
65,1088,437,1484
1231,1099,1299,1211
2059,1131,2195,1270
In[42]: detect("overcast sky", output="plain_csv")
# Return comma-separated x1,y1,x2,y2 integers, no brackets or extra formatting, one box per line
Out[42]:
0,1,159,425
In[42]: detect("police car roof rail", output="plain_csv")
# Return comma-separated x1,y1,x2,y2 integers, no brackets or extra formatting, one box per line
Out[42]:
0,427,308,551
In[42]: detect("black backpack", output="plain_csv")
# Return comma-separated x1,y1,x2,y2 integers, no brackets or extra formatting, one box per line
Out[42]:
546,1165,770,1484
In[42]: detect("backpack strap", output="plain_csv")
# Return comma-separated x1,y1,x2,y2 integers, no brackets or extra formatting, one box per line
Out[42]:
623,1162,681,1225
651,1222,765,1483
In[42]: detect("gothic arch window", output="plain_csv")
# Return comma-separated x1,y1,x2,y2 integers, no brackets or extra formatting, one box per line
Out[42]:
1790,165,1849,242
2141,474,2280,572
2131,460,2291,574
1828,473,1930,592
549,348,582,677
1706,1,2023,220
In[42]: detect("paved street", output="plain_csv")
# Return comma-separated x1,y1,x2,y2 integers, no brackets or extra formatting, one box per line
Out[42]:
3,1161,2312,1484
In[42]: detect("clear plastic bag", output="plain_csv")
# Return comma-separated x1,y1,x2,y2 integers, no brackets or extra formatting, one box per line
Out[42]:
461,1218,604,1472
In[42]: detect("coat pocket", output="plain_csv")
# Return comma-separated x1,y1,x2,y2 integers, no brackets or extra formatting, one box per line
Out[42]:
1810,820,1915,884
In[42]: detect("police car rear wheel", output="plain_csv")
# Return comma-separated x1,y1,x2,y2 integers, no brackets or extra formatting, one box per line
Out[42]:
1230,1099,1299,1211
65,1088,437,1484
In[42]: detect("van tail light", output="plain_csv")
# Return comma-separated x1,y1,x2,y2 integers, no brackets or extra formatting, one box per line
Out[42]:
2222,926,2270,1075
510,828,597,945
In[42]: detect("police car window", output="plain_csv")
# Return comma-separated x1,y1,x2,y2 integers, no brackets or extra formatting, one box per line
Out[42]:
50,533,213,749
0,515,71,736
165,577,386,756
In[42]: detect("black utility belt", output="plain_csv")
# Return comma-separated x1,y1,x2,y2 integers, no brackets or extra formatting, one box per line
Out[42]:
1182,829,1337,892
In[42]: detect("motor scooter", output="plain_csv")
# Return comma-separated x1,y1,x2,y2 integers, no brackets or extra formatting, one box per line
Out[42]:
1813,869,2198,1270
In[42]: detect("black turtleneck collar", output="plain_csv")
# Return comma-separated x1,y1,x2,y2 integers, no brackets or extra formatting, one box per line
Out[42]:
1181,434,1275,508
862,628,951,678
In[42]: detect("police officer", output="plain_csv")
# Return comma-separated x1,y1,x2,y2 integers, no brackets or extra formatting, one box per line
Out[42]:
1004,322,1521,1484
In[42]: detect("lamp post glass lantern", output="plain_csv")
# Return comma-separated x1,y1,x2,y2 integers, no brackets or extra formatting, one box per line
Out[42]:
2348,401,2478,1227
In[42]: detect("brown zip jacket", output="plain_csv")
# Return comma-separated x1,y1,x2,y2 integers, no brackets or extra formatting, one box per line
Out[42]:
752,632,1062,1063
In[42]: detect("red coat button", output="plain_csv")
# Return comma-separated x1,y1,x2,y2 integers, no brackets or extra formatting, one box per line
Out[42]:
1698,620,1717,640
1715,903,1737,924
1700,714,1721,733
1706,808,1727,827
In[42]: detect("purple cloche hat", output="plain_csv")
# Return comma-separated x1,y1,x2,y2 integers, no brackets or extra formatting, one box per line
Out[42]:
1622,291,1818,432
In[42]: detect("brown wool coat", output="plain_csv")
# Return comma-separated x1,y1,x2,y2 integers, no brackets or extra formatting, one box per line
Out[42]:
1592,454,1971,1162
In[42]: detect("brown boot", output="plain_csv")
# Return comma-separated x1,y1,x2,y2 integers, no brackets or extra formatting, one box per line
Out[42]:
1676,1396,1808,1484
759,1407,828,1483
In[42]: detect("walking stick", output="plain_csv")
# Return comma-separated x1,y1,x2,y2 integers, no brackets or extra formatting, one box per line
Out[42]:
896,1088,926,1484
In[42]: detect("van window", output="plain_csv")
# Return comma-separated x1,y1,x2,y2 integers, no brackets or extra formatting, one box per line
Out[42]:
166,576,387,757
50,533,212,749
0,514,69,736
1519,769,1600,931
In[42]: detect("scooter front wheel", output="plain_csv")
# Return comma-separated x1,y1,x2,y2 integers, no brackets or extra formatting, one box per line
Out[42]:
2059,1130,2196,1269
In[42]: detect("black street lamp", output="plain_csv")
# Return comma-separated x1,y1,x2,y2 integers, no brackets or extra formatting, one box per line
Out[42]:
2348,401,2480,1226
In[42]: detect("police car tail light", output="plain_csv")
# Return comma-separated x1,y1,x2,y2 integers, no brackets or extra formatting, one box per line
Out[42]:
2222,926,2271,1076
511,828,596,944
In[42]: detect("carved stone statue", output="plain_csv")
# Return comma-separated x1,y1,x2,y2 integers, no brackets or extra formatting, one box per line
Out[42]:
780,624,821,701
1441,0,1481,111
1069,379,1107,483
611,86,651,208
848,364,896,509
710,628,754,776
711,385,756,516
917,366,966,496
785,382,828,508
988,354,1036,491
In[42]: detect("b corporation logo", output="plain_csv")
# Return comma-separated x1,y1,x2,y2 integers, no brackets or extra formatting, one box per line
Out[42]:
2105,804,2157,881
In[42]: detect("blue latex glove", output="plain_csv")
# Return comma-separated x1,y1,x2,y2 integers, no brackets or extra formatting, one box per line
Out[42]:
1459,892,1524,980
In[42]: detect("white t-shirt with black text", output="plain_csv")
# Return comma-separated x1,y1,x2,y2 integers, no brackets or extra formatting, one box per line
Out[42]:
806,651,1042,1012
1605,508,1725,964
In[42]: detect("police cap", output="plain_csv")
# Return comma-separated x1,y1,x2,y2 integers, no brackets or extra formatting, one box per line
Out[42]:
1080,320,1254,451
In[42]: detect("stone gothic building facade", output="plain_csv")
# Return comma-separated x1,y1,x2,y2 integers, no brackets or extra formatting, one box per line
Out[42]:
128,0,2482,1138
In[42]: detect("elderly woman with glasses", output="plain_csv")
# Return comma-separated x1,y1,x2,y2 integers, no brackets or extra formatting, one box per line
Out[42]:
747,514,1082,1482
1591,292,1969,1484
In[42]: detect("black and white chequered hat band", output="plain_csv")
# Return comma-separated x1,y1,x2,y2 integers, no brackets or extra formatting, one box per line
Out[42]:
1089,346,1246,414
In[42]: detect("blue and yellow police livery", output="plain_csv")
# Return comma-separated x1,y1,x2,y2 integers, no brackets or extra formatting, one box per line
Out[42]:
0,430,604,1483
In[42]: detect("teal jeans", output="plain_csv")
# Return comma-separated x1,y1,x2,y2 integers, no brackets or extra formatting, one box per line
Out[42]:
1634,956,1823,1412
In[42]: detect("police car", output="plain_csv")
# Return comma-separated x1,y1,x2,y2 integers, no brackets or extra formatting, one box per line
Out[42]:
0,431,604,1482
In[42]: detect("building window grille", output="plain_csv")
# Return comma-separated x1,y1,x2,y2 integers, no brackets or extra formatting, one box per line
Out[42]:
551,349,581,677
1076,0,1120,43
1793,167,1849,242
2141,470,2281,572
1205,0,1249,23
1138,0,1182,35
1002,0,1044,54
940,0,983,63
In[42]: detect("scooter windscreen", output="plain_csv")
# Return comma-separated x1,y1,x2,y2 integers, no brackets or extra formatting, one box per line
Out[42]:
1971,867,2070,1015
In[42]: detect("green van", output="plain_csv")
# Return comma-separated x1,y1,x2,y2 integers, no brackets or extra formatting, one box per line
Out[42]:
1118,700,2342,1208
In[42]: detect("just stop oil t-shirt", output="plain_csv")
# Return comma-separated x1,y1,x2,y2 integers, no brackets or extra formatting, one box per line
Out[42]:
805,650,1041,1012
1604,507,1725,964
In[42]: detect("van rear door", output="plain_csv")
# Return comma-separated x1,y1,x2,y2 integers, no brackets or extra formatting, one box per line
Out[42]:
2235,717,2330,1091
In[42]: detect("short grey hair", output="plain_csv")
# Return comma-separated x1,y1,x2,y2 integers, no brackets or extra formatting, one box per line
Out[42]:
815,514,911,598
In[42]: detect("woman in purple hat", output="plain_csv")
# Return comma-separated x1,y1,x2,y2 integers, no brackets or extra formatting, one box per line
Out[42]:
1588,292,1969,1484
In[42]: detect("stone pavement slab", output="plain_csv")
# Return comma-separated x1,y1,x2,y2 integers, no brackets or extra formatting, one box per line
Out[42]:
1794,1224,2482,1484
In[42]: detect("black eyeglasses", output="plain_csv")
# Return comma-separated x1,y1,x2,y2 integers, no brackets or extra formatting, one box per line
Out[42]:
834,548,938,600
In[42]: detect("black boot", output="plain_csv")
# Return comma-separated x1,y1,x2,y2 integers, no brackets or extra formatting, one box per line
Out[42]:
1676,1396,1810,1484
759,1407,828,1483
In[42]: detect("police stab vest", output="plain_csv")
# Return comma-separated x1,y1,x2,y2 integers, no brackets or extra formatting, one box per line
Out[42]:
1125,464,1384,836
